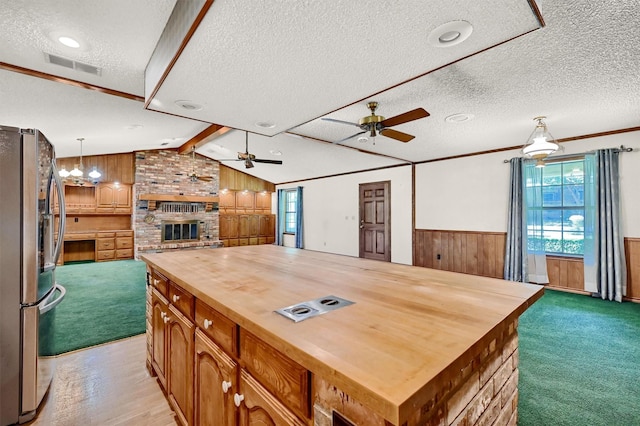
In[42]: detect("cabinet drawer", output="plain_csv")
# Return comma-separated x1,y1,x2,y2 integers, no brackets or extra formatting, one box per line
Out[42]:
169,283,194,320
240,330,310,420
116,230,133,237
228,239,239,247
151,270,169,298
195,299,237,356
97,232,116,238
97,239,115,250
65,232,96,240
116,238,133,249
97,249,115,260
238,238,249,246
116,248,133,259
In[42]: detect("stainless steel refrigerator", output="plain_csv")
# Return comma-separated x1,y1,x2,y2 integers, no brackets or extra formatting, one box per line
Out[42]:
0,126,66,425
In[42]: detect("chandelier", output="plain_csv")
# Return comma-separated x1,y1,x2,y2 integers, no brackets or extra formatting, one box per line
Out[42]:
58,138,101,184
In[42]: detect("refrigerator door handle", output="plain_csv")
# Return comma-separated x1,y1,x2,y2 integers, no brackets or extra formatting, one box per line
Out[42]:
40,284,66,315
50,160,66,265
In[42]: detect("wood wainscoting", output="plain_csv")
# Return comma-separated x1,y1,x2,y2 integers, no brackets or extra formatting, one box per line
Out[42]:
414,230,640,302
414,229,506,279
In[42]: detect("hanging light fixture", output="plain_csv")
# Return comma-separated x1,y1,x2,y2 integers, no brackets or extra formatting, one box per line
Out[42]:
59,138,101,183
521,116,559,167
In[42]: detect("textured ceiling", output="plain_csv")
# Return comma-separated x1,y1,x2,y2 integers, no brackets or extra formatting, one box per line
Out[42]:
0,0,638,184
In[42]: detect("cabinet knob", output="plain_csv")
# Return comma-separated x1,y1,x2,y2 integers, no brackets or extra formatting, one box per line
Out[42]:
172,295,180,303
204,319,213,329
163,316,170,324
160,312,165,319
233,393,244,407
222,380,232,393
153,279,159,285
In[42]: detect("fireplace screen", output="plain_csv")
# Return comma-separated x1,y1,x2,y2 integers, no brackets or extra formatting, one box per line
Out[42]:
162,220,199,243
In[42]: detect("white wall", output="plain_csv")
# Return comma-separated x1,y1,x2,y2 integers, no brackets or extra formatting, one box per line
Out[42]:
277,165,413,264
415,132,640,237
276,131,639,266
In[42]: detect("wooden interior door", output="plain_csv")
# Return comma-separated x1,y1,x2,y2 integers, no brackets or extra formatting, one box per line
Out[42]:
359,181,391,262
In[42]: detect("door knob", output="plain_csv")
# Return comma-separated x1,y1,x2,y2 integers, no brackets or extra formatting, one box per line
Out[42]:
233,393,244,407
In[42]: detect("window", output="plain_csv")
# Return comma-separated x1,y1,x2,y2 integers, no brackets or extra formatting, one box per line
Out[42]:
284,189,297,234
525,159,585,255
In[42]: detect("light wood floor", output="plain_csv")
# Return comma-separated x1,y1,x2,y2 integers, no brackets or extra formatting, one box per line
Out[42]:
27,335,177,426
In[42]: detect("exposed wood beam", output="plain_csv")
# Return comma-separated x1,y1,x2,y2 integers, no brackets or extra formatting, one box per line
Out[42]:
178,124,232,154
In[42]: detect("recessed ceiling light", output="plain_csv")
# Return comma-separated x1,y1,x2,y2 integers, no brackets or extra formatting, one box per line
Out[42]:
357,136,369,143
175,100,203,111
428,21,473,47
445,113,475,123
269,149,282,156
255,121,276,129
125,124,143,130
58,36,80,48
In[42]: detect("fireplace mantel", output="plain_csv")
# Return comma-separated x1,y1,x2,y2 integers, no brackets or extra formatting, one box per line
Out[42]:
139,193,219,212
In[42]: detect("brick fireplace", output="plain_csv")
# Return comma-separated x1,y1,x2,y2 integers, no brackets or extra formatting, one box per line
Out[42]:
134,149,222,257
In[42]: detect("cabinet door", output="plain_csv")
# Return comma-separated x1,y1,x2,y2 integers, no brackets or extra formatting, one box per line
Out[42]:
249,215,259,237
254,192,271,212
151,288,169,390
238,215,250,238
194,329,237,426
258,215,273,237
167,304,195,426
236,369,305,426
229,215,239,239
219,191,236,214
219,215,230,239
114,183,131,210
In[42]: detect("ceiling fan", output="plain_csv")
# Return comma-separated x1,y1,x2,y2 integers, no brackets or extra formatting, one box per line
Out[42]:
220,131,283,169
322,101,429,143
180,146,214,182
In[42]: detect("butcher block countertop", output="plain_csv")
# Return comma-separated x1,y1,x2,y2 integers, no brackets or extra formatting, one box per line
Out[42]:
141,245,543,425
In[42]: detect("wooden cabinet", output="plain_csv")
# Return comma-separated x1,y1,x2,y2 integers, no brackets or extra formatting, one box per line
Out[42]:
194,329,237,426
167,304,195,426
115,230,134,259
236,369,306,426
254,192,271,213
220,191,237,214
96,183,131,213
147,270,309,426
235,192,255,213
63,184,96,213
151,287,169,390
221,214,273,247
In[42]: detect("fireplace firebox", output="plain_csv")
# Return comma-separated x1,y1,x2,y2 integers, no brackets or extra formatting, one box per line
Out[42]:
161,220,200,243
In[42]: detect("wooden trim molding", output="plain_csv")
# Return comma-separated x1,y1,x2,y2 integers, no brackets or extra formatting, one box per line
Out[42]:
0,62,144,102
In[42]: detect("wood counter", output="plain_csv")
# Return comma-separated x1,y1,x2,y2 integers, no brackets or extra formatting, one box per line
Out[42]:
142,245,543,425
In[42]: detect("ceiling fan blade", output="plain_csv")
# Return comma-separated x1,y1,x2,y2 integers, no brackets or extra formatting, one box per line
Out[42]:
380,108,429,127
379,128,415,143
321,117,361,127
334,130,366,144
253,159,283,165
198,176,214,181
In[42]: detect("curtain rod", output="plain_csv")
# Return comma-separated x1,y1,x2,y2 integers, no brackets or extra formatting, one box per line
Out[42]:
503,145,634,163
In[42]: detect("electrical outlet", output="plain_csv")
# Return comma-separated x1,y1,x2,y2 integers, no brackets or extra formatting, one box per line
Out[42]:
436,254,441,260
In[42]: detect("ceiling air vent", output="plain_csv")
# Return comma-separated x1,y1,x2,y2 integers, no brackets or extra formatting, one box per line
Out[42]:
44,52,102,76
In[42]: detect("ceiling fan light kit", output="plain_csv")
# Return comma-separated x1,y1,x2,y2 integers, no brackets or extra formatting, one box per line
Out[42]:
521,116,560,167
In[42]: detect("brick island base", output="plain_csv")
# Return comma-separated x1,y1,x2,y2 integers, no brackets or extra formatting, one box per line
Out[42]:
314,320,519,426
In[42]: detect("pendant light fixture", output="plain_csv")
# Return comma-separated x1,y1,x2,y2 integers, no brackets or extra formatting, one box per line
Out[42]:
59,138,101,183
521,116,559,167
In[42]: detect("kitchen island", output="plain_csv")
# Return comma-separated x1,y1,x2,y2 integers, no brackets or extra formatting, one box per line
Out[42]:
142,245,543,426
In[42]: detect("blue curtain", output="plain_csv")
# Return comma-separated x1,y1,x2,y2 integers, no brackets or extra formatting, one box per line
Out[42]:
275,189,285,246
504,158,527,282
584,149,626,302
295,186,303,249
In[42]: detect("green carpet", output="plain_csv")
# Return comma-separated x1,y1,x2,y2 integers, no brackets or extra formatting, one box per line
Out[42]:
51,259,147,355
518,289,640,426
